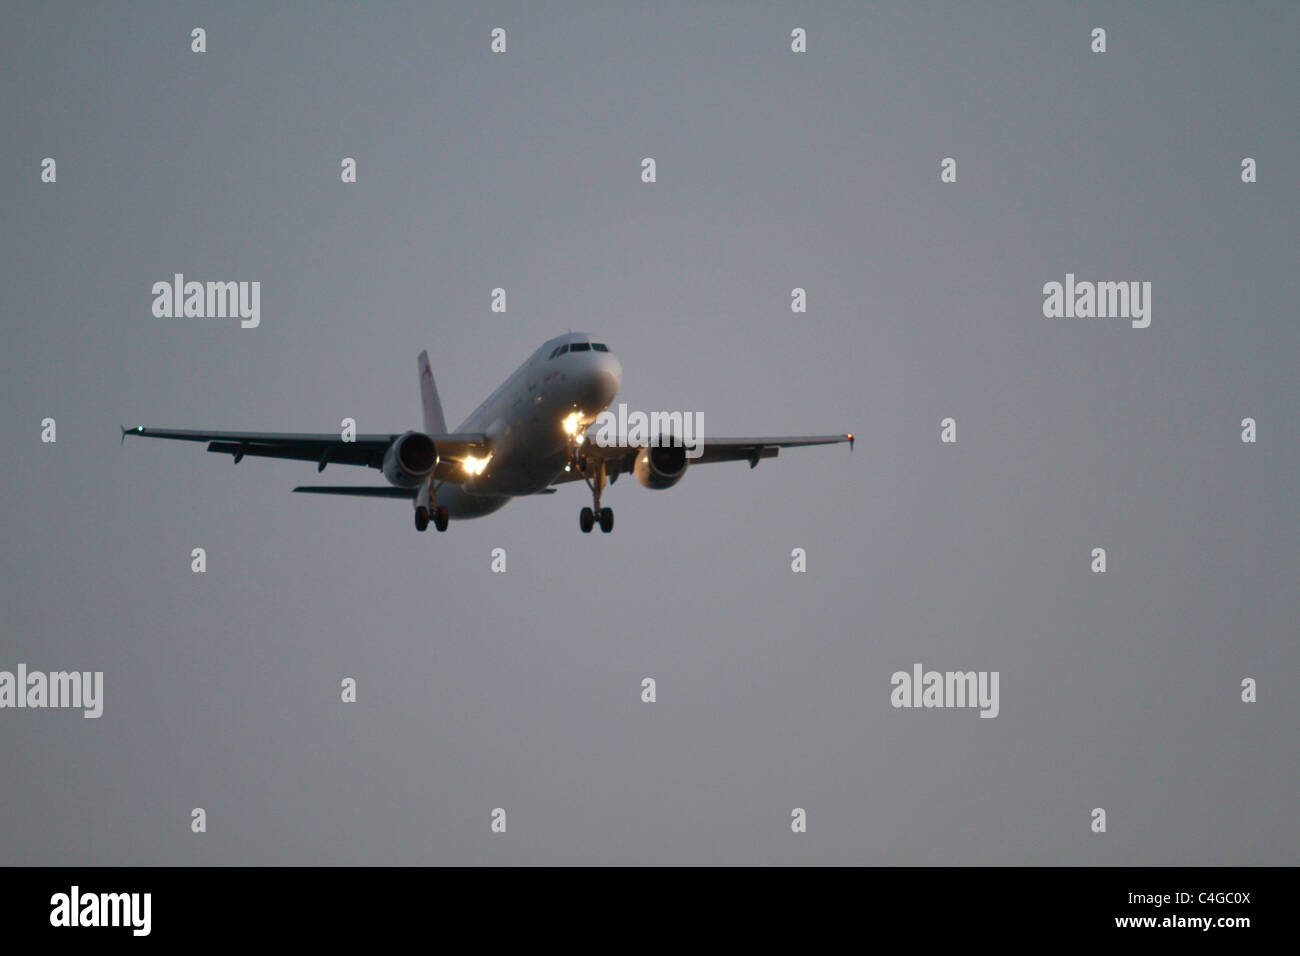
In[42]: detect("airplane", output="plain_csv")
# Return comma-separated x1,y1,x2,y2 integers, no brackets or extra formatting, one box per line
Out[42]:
122,333,853,533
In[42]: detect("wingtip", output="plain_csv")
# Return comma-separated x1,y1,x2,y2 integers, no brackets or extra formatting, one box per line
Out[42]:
847,432,854,451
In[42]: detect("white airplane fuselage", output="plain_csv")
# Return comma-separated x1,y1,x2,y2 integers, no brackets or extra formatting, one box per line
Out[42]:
439,332,622,518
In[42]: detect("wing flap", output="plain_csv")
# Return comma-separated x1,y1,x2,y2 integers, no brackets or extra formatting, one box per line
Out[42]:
207,440,380,468
687,434,851,466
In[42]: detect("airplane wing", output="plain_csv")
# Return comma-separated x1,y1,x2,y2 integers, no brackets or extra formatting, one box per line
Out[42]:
121,425,489,480
549,433,853,484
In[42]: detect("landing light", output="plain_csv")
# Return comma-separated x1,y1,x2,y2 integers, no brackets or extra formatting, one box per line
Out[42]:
562,412,583,436
462,454,491,476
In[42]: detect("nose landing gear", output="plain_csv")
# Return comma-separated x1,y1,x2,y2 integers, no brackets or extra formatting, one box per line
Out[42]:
577,456,614,533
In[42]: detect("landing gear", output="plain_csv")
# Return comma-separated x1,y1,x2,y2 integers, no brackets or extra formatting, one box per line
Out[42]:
577,456,614,533
415,480,450,533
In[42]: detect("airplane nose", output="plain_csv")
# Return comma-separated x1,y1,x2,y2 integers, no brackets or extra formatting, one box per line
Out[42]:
603,355,622,394
583,354,621,408
599,369,619,406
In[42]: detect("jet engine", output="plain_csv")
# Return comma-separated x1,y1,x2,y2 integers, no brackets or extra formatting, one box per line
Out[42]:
382,431,439,486
634,443,688,490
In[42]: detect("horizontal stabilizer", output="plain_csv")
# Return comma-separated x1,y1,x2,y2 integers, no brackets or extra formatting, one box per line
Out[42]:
293,486,416,498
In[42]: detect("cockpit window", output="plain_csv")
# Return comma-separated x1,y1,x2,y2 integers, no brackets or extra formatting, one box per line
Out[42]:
570,342,591,352
549,345,569,359
591,343,609,352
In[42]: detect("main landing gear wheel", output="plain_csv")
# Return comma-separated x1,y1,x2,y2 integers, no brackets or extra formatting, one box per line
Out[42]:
416,480,449,533
598,507,613,533
580,507,595,534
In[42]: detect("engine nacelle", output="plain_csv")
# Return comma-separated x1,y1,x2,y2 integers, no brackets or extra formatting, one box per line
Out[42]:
382,431,439,487
634,443,688,490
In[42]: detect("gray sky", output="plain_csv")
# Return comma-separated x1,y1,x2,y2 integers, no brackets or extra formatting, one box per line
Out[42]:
1,1,1296,865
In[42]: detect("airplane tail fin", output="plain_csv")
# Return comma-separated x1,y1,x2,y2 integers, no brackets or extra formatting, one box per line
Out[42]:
417,350,447,435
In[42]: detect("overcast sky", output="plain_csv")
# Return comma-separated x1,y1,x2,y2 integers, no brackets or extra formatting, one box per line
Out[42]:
1,1,1296,864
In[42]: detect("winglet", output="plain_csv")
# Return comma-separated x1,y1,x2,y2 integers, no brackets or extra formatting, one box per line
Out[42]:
847,432,854,451
120,425,127,445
